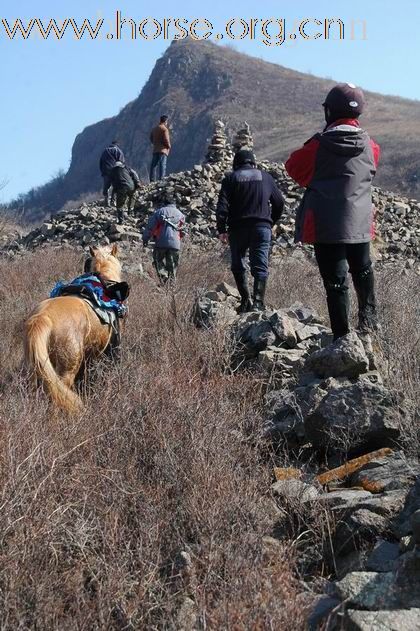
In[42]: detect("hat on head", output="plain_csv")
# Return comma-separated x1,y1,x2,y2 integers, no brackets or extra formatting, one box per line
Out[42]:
233,149,256,170
323,83,366,118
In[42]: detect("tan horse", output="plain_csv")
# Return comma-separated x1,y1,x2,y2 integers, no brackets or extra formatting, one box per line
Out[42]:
24,245,123,414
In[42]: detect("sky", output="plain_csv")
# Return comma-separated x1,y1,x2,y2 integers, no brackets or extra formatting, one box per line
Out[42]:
1,0,419,202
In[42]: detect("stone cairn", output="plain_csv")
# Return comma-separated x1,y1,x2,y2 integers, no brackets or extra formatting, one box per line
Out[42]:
205,120,233,165
232,121,254,153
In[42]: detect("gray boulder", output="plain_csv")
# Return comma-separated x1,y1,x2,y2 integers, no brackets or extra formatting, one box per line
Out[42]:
304,332,369,379
304,381,403,453
366,540,400,572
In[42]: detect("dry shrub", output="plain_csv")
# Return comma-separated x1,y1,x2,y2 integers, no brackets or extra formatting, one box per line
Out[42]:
0,248,309,629
0,246,418,627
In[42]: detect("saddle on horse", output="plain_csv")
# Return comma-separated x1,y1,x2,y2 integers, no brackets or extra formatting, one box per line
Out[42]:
50,274,130,358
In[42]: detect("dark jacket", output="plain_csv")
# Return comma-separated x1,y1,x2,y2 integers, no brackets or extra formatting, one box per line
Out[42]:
150,124,171,155
143,205,186,250
286,119,380,244
109,164,140,192
99,144,125,176
216,165,284,233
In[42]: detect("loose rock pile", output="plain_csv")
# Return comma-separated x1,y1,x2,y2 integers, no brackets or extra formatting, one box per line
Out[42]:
194,284,419,629
2,122,419,271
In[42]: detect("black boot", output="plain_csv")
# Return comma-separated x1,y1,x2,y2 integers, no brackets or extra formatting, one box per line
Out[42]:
324,279,350,341
233,273,252,314
252,278,267,311
352,266,379,334
117,209,124,225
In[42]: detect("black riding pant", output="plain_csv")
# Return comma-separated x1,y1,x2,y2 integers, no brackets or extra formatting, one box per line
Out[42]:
314,242,376,340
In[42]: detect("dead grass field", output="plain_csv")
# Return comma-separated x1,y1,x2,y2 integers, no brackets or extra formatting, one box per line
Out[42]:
0,246,418,628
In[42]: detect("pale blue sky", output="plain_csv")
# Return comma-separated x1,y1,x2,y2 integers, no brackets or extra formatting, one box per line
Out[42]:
1,0,419,201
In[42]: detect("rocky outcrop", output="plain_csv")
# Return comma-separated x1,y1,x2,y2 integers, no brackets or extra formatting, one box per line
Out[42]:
193,283,418,629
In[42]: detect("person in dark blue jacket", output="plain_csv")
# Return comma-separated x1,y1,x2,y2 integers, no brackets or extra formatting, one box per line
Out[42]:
216,150,284,312
99,140,125,207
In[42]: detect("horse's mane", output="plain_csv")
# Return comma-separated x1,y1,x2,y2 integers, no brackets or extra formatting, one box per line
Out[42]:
91,245,121,282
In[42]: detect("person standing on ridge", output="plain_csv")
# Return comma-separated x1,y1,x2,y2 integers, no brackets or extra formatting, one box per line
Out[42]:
149,115,171,182
142,195,185,284
108,162,141,224
216,149,284,312
99,140,125,207
285,83,381,341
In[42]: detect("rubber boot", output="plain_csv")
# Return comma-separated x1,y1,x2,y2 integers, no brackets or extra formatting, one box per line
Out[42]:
324,280,350,341
352,266,379,334
233,272,252,314
252,278,267,312
104,194,110,208
117,208,124,225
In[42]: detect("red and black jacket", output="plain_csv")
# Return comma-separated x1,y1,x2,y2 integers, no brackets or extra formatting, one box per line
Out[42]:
285,119,380,244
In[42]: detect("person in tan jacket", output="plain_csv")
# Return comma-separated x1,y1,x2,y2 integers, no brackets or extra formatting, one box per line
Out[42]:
149,115,171,181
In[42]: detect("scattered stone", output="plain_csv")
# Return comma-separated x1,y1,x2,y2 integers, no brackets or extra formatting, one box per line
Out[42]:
344,608,420,631
272,479,320,503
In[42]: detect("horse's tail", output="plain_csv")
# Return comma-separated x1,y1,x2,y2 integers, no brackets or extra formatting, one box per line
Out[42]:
24,312,82,414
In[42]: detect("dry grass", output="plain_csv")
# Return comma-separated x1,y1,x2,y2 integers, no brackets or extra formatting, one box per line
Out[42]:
0,246,418,628
0,248,312,629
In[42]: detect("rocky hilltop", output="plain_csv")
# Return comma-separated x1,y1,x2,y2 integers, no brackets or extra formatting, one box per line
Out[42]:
9,39,420,215
3,122,420,271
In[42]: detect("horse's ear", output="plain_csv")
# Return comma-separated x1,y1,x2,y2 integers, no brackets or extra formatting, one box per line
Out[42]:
89,246,98,257
111,244,118,258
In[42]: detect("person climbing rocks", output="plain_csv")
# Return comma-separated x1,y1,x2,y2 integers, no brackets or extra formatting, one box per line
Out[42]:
142,195,185,284
108,162,141,224
285,83,381,341
99,140,125,207
149,115,171,182
216,149,284,312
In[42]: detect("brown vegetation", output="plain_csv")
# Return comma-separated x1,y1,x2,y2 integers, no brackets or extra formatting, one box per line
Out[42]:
0,247,418,627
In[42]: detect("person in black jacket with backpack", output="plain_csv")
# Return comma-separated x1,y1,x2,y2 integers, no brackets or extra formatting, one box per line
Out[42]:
216,150,284,312
109,162,141,224
99,140,125,207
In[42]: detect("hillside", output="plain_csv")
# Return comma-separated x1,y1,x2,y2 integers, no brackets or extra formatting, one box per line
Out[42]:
10,39,420,216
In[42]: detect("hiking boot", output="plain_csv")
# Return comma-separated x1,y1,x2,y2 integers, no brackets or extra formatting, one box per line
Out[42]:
252,278,267,311
103,195,110,208
117,210,124,225
233,273,252,314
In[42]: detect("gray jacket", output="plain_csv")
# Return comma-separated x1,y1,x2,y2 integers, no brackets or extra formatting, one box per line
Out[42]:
143,205,186,250
286,122,380,244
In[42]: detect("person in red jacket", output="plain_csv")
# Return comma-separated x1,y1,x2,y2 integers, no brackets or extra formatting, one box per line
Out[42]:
285,83,381,340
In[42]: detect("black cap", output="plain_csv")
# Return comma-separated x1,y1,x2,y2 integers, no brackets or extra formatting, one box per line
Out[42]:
233,149,256,170
323,83,365,118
